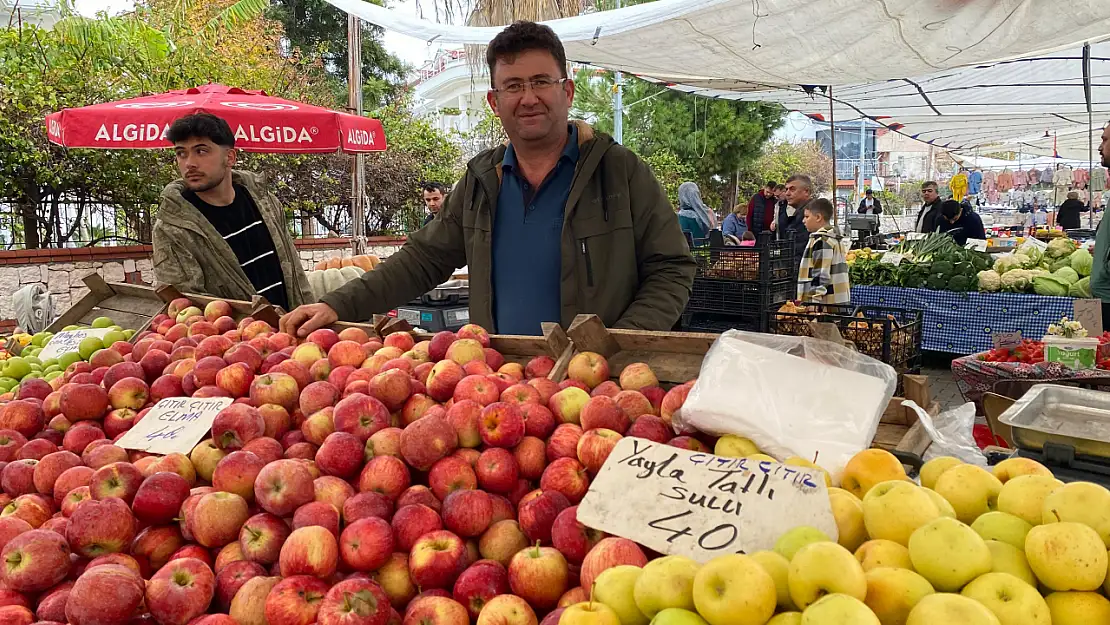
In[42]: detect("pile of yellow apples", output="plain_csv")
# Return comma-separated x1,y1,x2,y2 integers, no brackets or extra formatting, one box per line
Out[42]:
560,446,1109,625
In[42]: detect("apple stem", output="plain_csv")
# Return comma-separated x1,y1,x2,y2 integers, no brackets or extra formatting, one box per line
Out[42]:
589,582,597,608
1050,509,1061,523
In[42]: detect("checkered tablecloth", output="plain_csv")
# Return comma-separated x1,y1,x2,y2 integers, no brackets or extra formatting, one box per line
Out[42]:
851,286,1075,354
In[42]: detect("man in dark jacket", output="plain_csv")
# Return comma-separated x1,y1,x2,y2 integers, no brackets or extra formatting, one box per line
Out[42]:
937,200,986,246
747,180,777,233
858,188,883,214
1057,191,1087,230
915,181,944,233
281,21,694,337
422,182,448,226
777,174,814,266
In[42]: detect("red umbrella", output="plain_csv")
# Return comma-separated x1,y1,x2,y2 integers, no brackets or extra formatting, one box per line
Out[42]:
45,84,386,153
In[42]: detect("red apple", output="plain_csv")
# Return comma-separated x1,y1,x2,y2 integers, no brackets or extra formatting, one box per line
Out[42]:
88,462,142,503
0,529,69,592
427,456,476,500
358,456,410,501
293,501,340,537
249,373,300,411
659,382,693,425
391,504,442,553
567,352,610,389
441,490,492,538
539,458,589,504
408,530,466,590
399,416,457,472
65,563,144,625
546,424,583,463
511,437,546,481
343,491,394,524
524,357,554,380
318,578,392,625
452,560,509,620
190,491,249,548
452,376,498,407
507,544,568,611
65,496,135,557
132,471,190,525
478,403,525,449
576,428,622,474
517,490,570,545
339,517,393,572
550,506,606,564
579,537,648,589
578,396,628,433
238,513,290,565
279,525,338,578
212,451,266,501
332,394,390,442
211,404,265,450
253,459,315,517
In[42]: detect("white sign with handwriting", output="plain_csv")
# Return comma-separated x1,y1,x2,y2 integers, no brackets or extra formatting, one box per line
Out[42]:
116,397,234,455
881,252,904,266
577,437,837,563
39,328,113,361
965,238,988,252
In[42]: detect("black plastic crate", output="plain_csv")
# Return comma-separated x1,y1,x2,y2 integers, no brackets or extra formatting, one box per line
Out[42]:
767,302,923,375
691,237,795,282
680,311,761,334
687,277,795,318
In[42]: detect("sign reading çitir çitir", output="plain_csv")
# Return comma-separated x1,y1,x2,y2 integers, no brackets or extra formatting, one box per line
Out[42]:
116,397,234,455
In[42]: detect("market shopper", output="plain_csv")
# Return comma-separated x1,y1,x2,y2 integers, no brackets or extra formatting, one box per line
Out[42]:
280,21,695,337
1057,191,1087,230
936,199,986,246
774,174,814,265
797,198,849,304
1091,122,1110,313
152,112,314,311
721,204,747,241
857,188,883,214
747,180,777,234
915,181,944,233
422,182,448,226
677,181,716,243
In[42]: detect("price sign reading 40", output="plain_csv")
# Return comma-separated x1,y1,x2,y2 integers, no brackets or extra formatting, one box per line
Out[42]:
577,437,838,563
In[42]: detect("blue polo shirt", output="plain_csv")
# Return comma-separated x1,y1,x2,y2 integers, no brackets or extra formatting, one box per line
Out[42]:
491,125,579,335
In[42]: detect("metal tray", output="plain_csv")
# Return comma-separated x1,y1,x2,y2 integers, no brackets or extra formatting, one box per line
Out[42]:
998,384,1110,460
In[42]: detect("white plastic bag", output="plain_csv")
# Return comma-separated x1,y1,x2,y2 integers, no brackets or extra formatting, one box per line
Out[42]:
903,400,987,466
674,330,898,479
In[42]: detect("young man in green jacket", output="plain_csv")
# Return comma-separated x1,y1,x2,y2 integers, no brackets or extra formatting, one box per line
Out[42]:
281,21,695,337
1091,120,1110,320
152,113,314,311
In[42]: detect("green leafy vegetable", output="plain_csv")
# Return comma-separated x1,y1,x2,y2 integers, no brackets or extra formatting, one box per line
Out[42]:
1033,275,1069,297
1071,248,1093,277
1070,276,1092,298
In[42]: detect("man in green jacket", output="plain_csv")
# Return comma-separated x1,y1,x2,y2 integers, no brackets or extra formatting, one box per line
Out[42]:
152,113,314,311
281,21,694,337
1091,120,1110,320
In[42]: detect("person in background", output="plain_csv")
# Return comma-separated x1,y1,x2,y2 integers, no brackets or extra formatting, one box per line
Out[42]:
858,188,883,214
936,199,986,246
797,198,849,304
677,181,716,244
721,203,747,240
1092,121,1110,318
776,174,814,265
279,21,694,337
1057,191,1088,231
915,181,944,233
422,182,448,226
152,112,314,311
747,180,777,234
773,184,788,225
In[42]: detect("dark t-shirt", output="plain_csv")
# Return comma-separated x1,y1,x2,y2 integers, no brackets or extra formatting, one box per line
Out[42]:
183,184,290,310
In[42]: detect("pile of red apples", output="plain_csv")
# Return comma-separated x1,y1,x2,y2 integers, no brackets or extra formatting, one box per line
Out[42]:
0,296,702,625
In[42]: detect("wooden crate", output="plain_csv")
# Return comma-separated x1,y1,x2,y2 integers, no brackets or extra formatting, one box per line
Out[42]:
154,285,282,327
566,314,716,386
47,274,168,336
872,374,935,456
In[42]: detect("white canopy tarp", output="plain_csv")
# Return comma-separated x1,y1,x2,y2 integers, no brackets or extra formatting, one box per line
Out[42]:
326,0,1110,87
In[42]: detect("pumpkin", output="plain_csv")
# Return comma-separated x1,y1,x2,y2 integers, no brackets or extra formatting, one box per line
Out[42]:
306,266,365,301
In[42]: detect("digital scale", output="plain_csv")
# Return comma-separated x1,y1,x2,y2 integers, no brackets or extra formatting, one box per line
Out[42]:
392,279,470,332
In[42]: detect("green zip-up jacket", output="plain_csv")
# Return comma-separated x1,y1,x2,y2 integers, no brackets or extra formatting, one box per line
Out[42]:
1092,212,1110,301
322,122,695,332
152,170,315,310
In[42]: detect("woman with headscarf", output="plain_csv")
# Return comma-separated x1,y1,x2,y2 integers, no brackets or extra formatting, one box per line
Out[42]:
676,182,717,244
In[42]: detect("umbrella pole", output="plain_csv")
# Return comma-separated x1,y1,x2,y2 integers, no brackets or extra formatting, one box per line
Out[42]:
348,14,367,256
829,86,837,228
1084,42,1094,228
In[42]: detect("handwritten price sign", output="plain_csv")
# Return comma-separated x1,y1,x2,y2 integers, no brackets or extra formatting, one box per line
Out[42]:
38,328,113,361
577,437,837,562
116,397,233,455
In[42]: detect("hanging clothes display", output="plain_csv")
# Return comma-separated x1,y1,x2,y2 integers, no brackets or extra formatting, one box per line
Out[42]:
949,171,969,201
984,170,997,192
968,169,982,195
1074,168,1089,189
1015,169,1029,189
1041,167,1055,184
1092,167,1107,193
997,169,1014,192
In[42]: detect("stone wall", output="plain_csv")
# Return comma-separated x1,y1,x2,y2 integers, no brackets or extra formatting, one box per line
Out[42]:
0,237,405,323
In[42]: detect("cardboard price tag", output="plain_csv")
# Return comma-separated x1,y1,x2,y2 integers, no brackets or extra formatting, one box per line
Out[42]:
577,437,837,563
905,232,927,241
1024,237,1049,251
116,397,234,455
880,252,903,266
965,238,988,252
992,331,1022,350
1073,299,1104,336
38,328,113,361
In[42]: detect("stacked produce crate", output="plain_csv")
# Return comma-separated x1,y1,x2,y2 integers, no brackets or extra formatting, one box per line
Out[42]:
681,235,796,332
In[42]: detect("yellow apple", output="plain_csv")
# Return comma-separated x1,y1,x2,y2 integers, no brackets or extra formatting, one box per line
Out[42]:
996,474,1062,526
991,457,1053,483
691,554,776,625
828,488,867,552
594,565,648,625
713,435,760,458
785,456,832,487
984,540,1036,587
961,572,1051,625
646,608,708,625
799,593,879,625
750,550,795,612
970,511,1032,549
766,614,802,625
922,488,957,518
840,449,907,499
773,526,832,562
1040,481,1110,547
562,602,623,625
633,555,699,617
919,456,962,490
933,464,1003,524
906,593,1000,625
862,567,934,625
788,542,867,610
854,540,913,572
1044,591,1110,625
1025,521,1108,591
747,453,777,462
907,517,992,592
862,481,941,546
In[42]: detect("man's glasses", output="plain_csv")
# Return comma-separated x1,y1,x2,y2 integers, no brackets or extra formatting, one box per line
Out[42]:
493,78,567,96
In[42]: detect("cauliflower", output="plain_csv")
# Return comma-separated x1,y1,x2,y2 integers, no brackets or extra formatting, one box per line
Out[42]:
993,254,1022,274
1017,244,1043,267
1000,269,1034,293
1046,237,1078,259
977,270,1002,292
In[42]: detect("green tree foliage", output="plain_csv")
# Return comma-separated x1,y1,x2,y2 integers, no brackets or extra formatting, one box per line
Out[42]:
642,149,694,206
739,140,832,202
